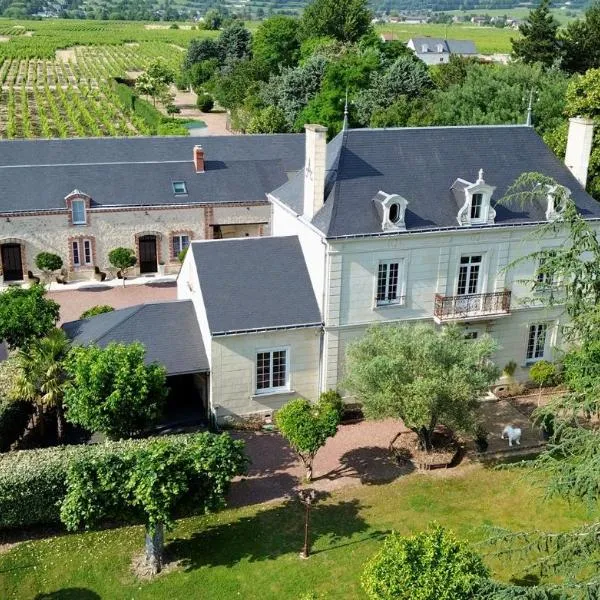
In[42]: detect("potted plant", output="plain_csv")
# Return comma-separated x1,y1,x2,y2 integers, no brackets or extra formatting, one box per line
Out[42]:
157,262,166,276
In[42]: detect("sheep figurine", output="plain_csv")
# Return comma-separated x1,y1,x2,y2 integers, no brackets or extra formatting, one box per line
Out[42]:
501,425,522,447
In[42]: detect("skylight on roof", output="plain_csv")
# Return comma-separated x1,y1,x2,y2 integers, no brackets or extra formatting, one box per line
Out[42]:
172,181,187,195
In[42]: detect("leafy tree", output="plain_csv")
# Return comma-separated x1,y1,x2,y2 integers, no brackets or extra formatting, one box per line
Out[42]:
262,54,329,128
108,247,137,286
202,8,223,30
529,360,558,408
0,285,60,350
210,59,263,109
344,323,498,452
561,1,600,74
63,342,167,440
184,38,223,71
218,21,252,62
300,0,373,43
80,305,114,319
0,358,32,451
13,328,70,441
146,59,175,87
252,16,300,75
275,396,340,481
135,60,174,107
35,252,63,286
362,524,490,600
430,55,479,90
247,105,288,133
188,58,220,91
511,0,560,68
60,433,248,573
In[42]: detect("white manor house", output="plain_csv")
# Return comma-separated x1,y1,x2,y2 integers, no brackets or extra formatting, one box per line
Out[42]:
62,119,599,422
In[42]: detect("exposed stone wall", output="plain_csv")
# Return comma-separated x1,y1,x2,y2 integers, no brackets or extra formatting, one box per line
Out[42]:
0,203,270,281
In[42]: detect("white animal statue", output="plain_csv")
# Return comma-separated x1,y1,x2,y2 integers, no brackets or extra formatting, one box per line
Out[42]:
501,425,522,447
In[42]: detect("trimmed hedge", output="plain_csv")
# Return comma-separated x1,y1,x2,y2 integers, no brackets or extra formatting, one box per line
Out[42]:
0,432,246,530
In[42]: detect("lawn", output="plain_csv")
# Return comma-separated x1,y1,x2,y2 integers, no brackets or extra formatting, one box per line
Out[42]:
0,464,596,599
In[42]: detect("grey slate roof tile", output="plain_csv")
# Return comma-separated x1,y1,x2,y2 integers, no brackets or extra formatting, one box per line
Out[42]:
0,134,304,213
271,126,600,238
62,300,208,375
191,236,322,334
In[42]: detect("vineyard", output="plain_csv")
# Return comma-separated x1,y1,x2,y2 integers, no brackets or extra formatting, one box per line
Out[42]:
0,19,213,139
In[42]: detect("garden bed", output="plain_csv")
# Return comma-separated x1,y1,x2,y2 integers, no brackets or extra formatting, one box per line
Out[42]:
390,428,462,471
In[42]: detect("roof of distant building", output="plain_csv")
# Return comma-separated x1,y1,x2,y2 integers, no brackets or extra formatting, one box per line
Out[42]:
0,134,304,214
62,300,208,375
409,37,477,54
270,125,600,238
191,236,322,335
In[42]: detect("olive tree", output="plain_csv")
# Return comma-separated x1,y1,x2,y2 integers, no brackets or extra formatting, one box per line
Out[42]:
275,393,341,481
63,342,167,440
362,524,489,600
344,323,498,452
60,433,248,573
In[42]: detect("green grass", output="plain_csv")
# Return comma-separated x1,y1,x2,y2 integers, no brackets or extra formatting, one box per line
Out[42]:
0,465,596,599
444,7,581,24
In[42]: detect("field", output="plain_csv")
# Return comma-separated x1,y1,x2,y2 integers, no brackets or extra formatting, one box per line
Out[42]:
0,20,216,139
0,466,596,599
445,7,580,24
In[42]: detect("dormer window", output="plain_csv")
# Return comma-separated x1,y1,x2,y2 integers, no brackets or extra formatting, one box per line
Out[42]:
545,184,570,221
71,199,86,225
453,169,496,227
421,44,429,52
373,191,408,232
172,181,187,195
437,43,444,52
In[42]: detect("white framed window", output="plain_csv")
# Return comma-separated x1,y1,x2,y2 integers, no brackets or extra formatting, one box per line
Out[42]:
536,252,557,289
376,260,405,306
172,234,190,257
72,239,93,267
172,181,187,195
457,255,482,295
526,323,548,363
470,193,483,220
256,348,289,394
71,199,86,225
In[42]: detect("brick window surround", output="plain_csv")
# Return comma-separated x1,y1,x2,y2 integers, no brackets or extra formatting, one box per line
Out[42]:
169,230,194,262
68,236,97,270
65,191,92,227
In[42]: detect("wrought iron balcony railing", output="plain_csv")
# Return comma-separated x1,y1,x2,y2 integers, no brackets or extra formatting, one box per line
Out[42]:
433,291,511,322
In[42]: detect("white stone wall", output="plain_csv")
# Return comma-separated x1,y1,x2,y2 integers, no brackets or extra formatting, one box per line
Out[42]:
0,203,270,280
210,327,321,420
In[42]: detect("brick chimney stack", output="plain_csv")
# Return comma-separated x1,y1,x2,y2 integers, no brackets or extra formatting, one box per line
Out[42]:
193,145,205,173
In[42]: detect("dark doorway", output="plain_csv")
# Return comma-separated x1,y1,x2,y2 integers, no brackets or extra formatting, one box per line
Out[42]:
161,373,209,427
138,235,157,274
1,243,23,281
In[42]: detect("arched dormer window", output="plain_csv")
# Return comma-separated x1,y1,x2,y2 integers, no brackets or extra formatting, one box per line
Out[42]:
453,169,496,227
545,184,570,222
65,190,91,226
373,191,409,232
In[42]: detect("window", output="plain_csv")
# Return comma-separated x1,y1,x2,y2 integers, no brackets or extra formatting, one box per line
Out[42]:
536,253,556,289
457,255,482,295
470,193,483,220
72,239,93,267
71,199,86,225
464,331,479,340
172,181,187,195
526,323,547,362
376,260,404,306
256,349,288,393
388,203,400,223
172,234,190,257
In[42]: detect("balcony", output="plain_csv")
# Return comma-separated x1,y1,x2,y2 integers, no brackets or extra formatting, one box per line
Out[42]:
433,291,511,323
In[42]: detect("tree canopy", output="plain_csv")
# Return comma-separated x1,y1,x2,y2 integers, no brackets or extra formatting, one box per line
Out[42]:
252,16,300,75
300,0,372,43
344,323,498,451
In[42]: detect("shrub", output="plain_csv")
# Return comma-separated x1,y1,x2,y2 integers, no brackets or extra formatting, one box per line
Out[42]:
0,432,247,529
35,252,63,277
178,247,188,263
157,119,189,136
362,524,489,600
197,93,214,112
80,305,115,320
0,398,32,452
529,360,557,388
319,389,344,418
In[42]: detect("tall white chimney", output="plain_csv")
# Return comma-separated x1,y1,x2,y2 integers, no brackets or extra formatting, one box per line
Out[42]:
303,124,327,219
565,116,594,188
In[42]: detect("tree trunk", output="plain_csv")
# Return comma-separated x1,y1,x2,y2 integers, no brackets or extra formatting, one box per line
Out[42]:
418,426,433,453
56,403,65,443
145,522,164,574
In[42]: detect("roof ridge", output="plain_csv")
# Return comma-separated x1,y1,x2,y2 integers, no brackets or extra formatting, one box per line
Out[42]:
347,124,530,133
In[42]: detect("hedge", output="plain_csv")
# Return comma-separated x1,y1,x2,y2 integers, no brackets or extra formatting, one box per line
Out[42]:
0,432,246,530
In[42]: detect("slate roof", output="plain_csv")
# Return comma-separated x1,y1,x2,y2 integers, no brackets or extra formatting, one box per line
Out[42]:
410,37,477,54
62,300,208,376
0,134,304,213
271,125,600,238
190,236,322,335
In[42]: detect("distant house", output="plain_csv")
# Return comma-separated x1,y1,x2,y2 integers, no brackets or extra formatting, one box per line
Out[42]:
407,37,477,64
380,32,398,43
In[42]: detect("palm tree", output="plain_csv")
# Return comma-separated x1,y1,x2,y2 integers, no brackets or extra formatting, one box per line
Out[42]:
13,328,70,442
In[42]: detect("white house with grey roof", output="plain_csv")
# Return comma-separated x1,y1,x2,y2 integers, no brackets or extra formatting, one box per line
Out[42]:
64,118,599,424
0,135,303,283
407,37,477,64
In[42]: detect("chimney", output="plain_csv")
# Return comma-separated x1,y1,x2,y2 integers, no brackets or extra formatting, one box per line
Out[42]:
564,117,594,188
303,124,327,219
193,145,205,173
